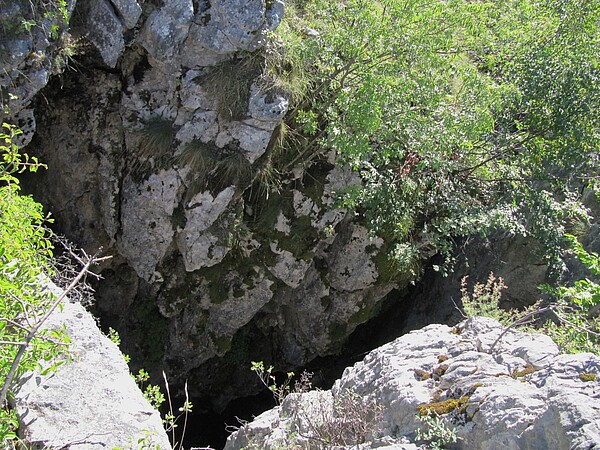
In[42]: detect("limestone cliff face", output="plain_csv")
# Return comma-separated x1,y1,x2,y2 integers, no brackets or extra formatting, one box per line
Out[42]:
11,0,402,408
14,287,171,450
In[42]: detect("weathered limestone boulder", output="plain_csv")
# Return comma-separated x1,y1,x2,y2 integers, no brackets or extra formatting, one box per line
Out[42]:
179,0,284,68
225,317,600,450
119,170,182,281
78,0,127,68
13,295,170,449
110,0,143,30
139,0,194,66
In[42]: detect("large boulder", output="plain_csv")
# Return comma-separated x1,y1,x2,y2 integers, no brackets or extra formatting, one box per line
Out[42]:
13,294,171,450
225,317,600,450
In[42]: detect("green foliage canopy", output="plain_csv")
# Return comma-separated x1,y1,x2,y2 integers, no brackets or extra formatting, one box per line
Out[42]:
273,0,600,276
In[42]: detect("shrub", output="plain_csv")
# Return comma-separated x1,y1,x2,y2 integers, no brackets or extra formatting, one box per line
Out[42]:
300,388,383,448
542,235,600,355
460,273,512,325
0,123,64,442
270,0,600,276
416,413,460,450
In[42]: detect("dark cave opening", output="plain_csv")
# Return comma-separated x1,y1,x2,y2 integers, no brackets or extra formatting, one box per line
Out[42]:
165,260,464,449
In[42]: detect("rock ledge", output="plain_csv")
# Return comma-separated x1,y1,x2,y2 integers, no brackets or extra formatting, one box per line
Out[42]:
225,317,600,450
13,293,171,450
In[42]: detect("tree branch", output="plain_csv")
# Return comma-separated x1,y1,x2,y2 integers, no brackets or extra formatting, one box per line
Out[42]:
0,253,111,407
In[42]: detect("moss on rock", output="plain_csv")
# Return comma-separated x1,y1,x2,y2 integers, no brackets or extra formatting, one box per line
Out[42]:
417,396,470,416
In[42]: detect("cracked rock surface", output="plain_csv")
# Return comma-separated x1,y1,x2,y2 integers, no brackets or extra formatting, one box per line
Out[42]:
225,317,600,450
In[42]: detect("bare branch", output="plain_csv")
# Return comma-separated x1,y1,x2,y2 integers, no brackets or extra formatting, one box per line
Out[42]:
0,341,28,346
553,309,600,338
0,316,31,333
0,252,110,407
489,305,554,353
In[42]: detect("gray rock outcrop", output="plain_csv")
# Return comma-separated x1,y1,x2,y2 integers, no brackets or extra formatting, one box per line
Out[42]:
225,317,600,450
13,295,171,450
16,0,406,410
0,0,75,142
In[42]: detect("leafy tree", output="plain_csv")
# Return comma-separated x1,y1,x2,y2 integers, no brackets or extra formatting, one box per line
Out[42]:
268,0,600,277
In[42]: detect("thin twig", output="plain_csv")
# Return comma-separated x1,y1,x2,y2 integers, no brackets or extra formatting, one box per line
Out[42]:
162,370,175,445
554,309,600,338
451,296,468,319
489,306,554,353
0,317,31,333
0,341,28,346
179,381,190,450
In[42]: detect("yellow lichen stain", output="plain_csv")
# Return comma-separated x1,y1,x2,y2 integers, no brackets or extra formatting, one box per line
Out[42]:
414,369,432,381
431,389,443,402
417,396,470,416
468,382,484,393
512,363,536,379
433,364,449,378
437,354,450,363
579,372,597,382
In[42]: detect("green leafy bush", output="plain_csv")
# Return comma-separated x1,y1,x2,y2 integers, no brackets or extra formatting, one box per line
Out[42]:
0,123,67,442
271,0,600,276
542,235,600,355
460,274,513,326
416,413,460,450
0,0,69,40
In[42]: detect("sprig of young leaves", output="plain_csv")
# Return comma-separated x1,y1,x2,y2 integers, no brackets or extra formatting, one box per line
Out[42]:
542,235,600,355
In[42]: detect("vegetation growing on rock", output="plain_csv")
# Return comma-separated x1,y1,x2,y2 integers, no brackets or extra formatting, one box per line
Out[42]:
270,0,600,277
0,123,67,442
0,124,58,441
417,396,470,417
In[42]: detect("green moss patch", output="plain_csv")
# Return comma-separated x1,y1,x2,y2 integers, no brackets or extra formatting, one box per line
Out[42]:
348,301,381,326
417,396,470,416
579,372,597,382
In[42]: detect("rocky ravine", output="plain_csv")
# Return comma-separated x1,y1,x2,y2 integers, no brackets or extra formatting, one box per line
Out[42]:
225,317,600,450
4,0,405,410
5,0,596,428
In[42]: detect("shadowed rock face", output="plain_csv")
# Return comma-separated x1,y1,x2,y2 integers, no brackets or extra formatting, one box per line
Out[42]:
16,0,405,411
225,317,600,450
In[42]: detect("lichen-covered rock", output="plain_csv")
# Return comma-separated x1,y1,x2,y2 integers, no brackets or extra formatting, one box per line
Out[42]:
110,0,142,29
0,0,75,123
119,170,182,281
18,0,408,412
225,317,600,450
248,85,289,122
140,0,194,66
327,225,382,292
176,187,236,271
80,0,126,68
267,245,311,288
14,293,170,450
178,0,284,67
